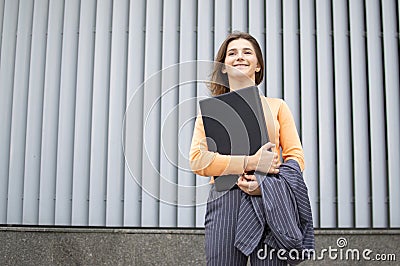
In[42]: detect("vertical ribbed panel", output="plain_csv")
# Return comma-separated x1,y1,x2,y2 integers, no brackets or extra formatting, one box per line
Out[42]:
0,0,4,57
333,0,353,228
0,0,18,224
39,0,64,225
214,0,230,52
141,0,162,227
282,0,300,127
249,0,265,93
366,0,388,228
299,0,319,228
316,0,336,228
7,0,32,224
106,0,129,226
349,0,371,228
265,0,282,98
23,0,49,224
195,0,213,228
72,0,96,226
90,0,112,226
55,0,80,225
159,0,179,227
177,0,196,227
124,0,145,227
232,0,247,32
0,0,399,229
382,0,400,228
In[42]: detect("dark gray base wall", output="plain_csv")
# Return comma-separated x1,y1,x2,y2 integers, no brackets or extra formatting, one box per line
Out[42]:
0,227,399,265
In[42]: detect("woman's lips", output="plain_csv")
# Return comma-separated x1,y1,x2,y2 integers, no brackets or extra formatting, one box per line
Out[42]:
233,64,249,69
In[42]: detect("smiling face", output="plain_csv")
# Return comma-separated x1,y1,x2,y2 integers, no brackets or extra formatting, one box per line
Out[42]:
222,38,261,84
209,32,264,95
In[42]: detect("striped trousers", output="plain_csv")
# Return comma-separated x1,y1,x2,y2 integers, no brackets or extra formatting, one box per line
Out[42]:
204,185,288,266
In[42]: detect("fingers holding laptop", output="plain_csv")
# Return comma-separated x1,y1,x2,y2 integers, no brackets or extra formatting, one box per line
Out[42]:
245,142,280,174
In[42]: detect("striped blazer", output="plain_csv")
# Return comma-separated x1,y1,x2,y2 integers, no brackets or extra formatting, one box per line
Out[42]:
234,159,315,264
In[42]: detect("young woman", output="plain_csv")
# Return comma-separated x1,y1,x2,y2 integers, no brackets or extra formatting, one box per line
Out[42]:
190,32,305,265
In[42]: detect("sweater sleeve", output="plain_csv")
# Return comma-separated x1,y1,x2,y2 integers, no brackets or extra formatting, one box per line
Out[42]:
278,100,305,171
189,114,246,177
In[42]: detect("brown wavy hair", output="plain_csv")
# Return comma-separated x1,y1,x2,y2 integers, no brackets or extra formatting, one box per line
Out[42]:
208,31,264,96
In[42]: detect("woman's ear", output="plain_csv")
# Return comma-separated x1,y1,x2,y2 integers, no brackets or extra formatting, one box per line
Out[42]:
255,64,261,72
221,66,227,74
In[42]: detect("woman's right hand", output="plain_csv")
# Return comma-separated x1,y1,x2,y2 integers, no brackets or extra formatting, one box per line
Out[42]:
245,142,281,174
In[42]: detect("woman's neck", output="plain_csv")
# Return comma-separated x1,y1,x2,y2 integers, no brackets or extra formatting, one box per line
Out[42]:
228,78,256,91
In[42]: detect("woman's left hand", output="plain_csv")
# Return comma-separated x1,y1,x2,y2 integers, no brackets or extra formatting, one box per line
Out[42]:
237,174,261,196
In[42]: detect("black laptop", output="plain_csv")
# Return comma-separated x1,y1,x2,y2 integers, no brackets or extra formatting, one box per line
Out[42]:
199,86,269,191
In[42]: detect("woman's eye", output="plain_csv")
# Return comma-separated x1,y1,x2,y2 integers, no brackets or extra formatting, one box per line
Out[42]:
245,51,252,54
228,52,235,56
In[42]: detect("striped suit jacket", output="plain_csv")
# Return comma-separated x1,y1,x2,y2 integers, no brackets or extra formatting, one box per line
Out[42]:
234,159,315,264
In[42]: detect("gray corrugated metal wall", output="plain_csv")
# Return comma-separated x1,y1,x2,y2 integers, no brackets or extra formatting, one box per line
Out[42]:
0,0,399,228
